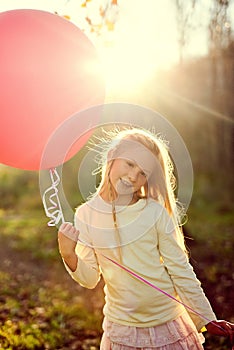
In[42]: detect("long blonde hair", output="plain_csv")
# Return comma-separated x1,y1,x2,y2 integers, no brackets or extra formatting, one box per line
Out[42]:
92,126,186,253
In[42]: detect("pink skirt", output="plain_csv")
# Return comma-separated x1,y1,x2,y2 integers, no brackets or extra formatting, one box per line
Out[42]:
100,312,205,350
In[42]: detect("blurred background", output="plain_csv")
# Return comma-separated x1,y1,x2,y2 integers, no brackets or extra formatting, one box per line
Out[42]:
0,0,233,349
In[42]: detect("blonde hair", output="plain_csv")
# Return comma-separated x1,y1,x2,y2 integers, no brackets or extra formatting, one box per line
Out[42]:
92,126,186,254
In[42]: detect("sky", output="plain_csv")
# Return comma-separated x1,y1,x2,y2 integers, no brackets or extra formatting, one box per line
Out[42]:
0,0,233,92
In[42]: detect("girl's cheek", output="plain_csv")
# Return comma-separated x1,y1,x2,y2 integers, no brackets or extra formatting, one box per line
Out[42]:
140,176,147,186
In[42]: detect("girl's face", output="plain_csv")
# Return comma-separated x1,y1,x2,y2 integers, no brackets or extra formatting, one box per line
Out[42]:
109,158,148,196
105,138,158,202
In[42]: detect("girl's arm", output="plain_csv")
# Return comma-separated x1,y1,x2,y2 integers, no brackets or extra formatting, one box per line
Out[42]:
58,222,100,289
156,209,214,328
58,223,78,271
157,210,234,343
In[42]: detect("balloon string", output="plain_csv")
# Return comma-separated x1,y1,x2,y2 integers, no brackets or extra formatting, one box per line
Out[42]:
42,168,65,226
100,253,224,332
78,236,224,333
41,176,224,334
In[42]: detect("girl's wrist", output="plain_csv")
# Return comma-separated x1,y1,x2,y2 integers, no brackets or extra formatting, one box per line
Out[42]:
61,250,76,260
62,253,78,272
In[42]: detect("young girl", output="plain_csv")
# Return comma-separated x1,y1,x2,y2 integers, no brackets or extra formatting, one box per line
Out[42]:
58,127,233,349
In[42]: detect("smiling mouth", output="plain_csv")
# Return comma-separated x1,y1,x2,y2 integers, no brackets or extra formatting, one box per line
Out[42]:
120,178,133,187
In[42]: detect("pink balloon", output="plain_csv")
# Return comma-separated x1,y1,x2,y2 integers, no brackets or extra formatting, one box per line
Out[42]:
0,9,105,170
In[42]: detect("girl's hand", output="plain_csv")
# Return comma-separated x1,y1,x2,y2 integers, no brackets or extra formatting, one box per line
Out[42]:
206,320,234,345
59,222,79,242
58,222,79,271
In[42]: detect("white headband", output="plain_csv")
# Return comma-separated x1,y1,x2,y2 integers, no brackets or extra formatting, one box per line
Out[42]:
107,138,162,178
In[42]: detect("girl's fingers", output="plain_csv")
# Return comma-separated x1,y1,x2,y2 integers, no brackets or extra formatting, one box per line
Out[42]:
207,320,234,343
224,322,234,344
221,322,233,344
226,323,234,345
59,222,79,242
60,222,73,233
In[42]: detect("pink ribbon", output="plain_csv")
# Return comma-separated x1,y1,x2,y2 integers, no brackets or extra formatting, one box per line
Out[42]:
101,254,223,330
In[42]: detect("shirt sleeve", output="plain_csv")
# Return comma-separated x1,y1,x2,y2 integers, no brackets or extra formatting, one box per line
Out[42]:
62,206,101,289
156,208,217,331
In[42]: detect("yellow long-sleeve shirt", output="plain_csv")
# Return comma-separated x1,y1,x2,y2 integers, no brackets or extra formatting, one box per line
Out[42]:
64,195,216,331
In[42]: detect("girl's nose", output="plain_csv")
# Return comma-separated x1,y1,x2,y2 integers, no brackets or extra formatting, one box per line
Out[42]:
128,169,138,182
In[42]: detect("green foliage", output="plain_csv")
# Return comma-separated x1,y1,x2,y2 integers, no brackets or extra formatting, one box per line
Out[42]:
0,167,102,349
0,167,41,211
185,175,234,349
0,263,101,349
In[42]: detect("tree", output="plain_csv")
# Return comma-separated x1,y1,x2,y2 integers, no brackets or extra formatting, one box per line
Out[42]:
208,0,232,56
207,0,234,174
67,0,119,38
173,0,198,66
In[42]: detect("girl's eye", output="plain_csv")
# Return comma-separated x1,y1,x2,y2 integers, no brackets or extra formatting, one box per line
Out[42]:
126,161,146,177
126,161,134,167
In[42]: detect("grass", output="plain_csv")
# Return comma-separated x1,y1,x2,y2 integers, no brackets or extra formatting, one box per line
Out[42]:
0,214,103,349
0,167,233,349
0,225,102,350
0,168,103,349
185,180,234,350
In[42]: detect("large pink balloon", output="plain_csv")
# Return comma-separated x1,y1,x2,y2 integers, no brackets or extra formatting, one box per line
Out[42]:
0,9,105,170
